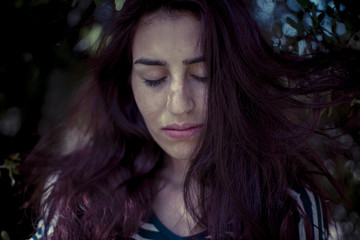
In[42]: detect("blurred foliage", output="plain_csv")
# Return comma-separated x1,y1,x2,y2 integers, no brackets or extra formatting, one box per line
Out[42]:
0,0,359,239
249,0,360,55
0,231,10,240
287,0,359,51
0,0,94,238
256,1,359,239
0,153,21,186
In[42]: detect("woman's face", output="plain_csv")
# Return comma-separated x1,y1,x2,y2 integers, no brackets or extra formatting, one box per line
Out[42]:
131,12,207,162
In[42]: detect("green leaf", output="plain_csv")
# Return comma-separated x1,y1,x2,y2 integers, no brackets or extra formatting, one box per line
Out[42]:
348,31,360,50
9,153,21,161
1,231,10,240
14,0,24,8
286,17,298,30
12,168,19,175
350,99,360,106
296,0,309,9
4,159,12,166
1,153,21,186
115,0,126,11
71,0,79,8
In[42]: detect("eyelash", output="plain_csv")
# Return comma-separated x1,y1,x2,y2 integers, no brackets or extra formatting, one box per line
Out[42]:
191,75,207,82
144,77,166,88
143,75,207,88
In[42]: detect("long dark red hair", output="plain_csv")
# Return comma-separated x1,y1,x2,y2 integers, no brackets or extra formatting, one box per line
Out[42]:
23,0,360,239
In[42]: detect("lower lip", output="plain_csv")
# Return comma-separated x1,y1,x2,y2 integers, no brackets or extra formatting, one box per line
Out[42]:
162,126,203,139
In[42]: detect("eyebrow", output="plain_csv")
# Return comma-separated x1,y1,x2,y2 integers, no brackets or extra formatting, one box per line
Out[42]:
133,56,204,66
133,58,166,66
183,56,204,65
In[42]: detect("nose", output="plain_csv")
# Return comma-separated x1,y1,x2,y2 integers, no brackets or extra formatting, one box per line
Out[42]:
167,76,194,115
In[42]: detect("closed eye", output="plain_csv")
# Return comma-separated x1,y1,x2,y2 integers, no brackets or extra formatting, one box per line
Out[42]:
144,77,166,88
191,74,207,82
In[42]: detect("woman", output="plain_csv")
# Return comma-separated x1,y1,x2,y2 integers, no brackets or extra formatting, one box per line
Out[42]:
25,0,359,239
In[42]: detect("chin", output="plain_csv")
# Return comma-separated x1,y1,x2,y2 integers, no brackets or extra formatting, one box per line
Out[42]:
165,146,197,162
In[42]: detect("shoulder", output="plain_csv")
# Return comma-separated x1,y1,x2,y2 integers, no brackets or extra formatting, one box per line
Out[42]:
28,219,54,240
29,175,59,240
288,188,325,240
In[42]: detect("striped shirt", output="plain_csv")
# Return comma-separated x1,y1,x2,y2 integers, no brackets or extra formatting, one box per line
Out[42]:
132,214,210,240
289,188,325,240
29,188,324,240
131,188,325,240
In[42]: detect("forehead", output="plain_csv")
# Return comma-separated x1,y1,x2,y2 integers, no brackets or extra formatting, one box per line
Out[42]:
140,10,198,24
132,11,202,58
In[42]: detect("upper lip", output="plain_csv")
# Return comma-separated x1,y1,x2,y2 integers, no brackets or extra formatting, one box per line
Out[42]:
162,123,203,130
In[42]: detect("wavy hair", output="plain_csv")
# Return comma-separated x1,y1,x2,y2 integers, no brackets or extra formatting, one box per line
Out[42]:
23,0,360,239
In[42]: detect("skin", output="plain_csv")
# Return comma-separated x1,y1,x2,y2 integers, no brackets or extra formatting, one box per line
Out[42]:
131,11,207,236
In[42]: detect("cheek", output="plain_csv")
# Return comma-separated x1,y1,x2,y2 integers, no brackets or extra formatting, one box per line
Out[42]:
194,85,208,118
132,87,150,120
131,80,161,128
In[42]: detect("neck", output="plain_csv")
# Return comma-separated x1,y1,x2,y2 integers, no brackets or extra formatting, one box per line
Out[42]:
161,154,190,187
152,155,202,236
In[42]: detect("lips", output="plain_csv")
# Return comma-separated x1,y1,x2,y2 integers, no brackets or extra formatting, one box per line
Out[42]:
162,123,203,139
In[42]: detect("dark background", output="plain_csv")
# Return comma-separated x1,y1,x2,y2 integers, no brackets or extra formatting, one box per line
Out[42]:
0,1,94,239
1,0,359,239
